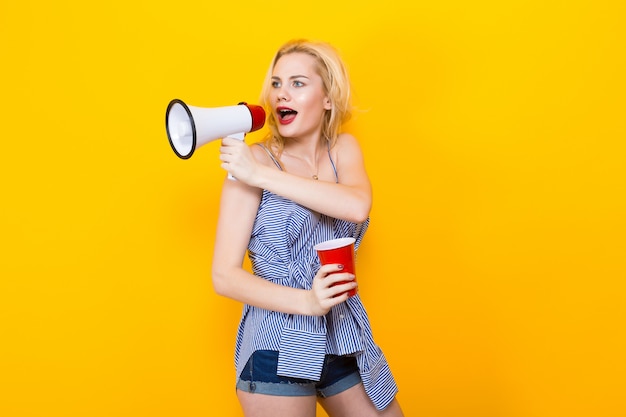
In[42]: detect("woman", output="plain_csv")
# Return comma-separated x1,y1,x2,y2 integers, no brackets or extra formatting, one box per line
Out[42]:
213,39,404,417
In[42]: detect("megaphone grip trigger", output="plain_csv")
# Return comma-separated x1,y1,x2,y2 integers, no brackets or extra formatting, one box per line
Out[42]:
227,132,245,141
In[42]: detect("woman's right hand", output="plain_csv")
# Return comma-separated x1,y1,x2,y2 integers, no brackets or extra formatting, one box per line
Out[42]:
306,264,357,316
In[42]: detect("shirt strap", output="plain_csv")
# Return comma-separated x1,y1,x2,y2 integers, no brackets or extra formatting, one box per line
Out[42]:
254,143,283,170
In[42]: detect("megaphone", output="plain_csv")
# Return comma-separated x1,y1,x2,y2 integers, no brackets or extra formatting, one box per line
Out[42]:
165,99,266,159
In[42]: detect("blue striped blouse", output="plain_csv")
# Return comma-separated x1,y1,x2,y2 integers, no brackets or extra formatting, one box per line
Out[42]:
234,144,398,410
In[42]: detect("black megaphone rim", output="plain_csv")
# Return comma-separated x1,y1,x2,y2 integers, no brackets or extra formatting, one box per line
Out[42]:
165,99,196,159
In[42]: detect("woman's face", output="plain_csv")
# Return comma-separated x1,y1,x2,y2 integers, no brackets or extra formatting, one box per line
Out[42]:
269,52,331,141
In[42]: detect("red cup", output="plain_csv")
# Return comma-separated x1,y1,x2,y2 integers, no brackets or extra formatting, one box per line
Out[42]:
314,237,357,297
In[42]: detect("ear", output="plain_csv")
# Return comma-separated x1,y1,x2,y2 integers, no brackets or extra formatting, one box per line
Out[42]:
324,97,332,110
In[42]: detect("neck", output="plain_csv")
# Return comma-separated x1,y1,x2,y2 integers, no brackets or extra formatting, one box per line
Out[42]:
282,139,324,163
281,140,324,180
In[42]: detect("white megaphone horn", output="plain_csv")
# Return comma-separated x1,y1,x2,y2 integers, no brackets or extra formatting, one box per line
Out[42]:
165,99,266,160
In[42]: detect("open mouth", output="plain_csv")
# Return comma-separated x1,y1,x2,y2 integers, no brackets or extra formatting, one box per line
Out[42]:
277,107,298,123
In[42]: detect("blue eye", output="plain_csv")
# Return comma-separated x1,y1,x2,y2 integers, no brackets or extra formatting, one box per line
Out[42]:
293,80,304,87
271,81,281,88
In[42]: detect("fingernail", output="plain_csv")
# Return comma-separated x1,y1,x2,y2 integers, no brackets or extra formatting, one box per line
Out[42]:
337,264,344,269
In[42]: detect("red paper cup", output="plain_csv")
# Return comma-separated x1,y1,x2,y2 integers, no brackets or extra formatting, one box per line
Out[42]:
314,237,357,297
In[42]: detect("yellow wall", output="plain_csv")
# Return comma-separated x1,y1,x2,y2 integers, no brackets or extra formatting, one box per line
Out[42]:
1,1,624,416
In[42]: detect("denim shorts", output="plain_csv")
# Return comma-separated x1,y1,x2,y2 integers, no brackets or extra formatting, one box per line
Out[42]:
236,350,362,398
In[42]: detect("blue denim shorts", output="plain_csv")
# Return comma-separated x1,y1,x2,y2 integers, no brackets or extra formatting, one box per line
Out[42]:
236,350,362,398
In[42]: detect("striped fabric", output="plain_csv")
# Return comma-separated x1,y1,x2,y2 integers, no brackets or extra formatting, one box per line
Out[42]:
233,145,398,410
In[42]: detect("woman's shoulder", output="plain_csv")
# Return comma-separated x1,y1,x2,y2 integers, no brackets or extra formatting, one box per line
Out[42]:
334,132,363,152
250,141,281,168
332,132,364,161
335,132,358,145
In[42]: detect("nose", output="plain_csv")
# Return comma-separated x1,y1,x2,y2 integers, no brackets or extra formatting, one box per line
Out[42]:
276,86,289,102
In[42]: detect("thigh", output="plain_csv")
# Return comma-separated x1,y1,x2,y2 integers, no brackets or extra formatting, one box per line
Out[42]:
237,389,317,417
318,383,404,417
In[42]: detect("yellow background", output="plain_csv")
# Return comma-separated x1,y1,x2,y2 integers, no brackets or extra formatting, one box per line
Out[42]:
1,1,625,416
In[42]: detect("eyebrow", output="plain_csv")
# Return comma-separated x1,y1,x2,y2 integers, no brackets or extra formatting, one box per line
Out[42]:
271,75,311,81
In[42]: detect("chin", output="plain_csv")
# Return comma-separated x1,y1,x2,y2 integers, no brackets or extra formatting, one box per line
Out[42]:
277,127,296,138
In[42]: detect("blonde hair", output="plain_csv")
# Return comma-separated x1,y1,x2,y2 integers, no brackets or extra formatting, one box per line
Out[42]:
260,39,352,153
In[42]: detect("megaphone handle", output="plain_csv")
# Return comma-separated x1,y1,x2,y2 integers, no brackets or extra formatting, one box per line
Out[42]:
226,132,245,181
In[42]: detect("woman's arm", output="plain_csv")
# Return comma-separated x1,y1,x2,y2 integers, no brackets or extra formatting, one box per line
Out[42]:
220,133,372,223
211,145,357,315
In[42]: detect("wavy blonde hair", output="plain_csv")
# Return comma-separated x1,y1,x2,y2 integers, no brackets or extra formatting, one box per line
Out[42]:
259,39,352,153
